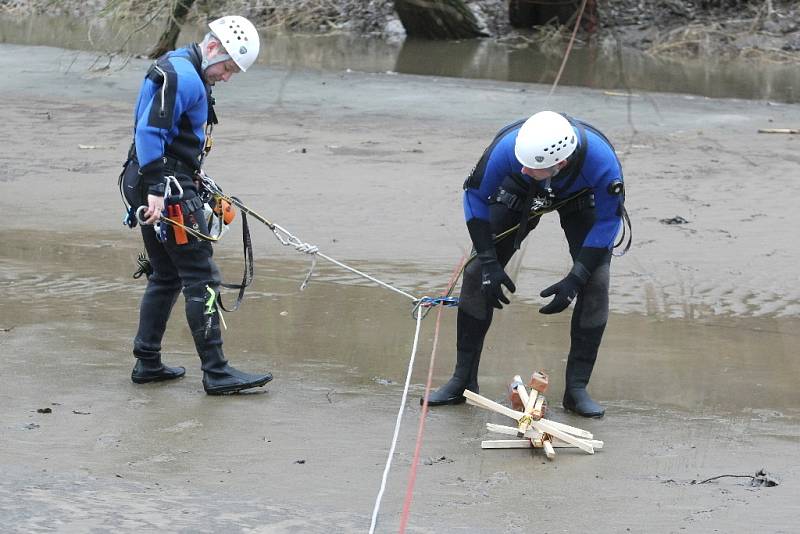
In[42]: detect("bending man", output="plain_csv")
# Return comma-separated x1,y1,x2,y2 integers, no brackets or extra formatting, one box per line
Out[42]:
423,111,626,417
121,16,272,394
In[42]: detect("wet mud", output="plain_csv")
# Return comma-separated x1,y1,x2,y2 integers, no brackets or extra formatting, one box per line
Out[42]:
1,44,799,532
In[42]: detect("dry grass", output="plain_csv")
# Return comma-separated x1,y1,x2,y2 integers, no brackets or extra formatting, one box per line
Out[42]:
645,0,800,63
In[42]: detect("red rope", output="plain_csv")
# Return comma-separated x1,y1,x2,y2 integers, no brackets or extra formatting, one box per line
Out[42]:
398,8,590,526
398,256,466,533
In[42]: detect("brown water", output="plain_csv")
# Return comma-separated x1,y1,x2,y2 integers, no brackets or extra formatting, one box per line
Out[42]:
2,232,798,418
2,14,799,103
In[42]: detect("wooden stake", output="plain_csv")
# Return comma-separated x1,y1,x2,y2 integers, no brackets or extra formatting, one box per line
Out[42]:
464,389,525,421
542,435,556,460
481,439,532,449
531,395,545,420
532,420,594,454
486,423,603,449
541,419,594,440
758,128,799,134
487,423,542,440
512,375,530,407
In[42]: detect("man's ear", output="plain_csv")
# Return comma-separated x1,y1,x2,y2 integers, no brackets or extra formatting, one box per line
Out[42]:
206,39,220,57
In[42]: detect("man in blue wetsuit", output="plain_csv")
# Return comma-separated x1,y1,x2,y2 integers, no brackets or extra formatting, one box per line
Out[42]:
120,16,272,395
423,111,626,417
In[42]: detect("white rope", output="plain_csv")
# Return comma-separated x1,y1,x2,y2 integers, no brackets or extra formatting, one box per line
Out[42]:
270,223,418,301
199,174,418,302
199,178,443,529
369,310,423,534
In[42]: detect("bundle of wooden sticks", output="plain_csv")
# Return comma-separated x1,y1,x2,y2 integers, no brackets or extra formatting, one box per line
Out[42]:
464,372,603,460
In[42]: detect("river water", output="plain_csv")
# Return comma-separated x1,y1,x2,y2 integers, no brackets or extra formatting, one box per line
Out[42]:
2,14,798,103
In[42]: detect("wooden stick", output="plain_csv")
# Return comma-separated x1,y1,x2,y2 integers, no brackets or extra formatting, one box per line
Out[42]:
532,420,594,454
485,423,603,448
487,423,542,440
603,90,640,98
481,439,532,449
464,390,525,422
512,376,530,407
523,388,539,414
513,383,539,431
758,128,799,134
512,376,535,435
535,437,603,449
542,435,556,460
531,395,545,420
541,419,594,440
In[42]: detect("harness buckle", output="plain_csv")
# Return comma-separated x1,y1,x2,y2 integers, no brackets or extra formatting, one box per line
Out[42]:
530,195,553,212
492,188,522,211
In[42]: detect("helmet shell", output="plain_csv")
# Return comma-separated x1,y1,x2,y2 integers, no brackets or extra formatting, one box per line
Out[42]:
514,111,577,169
208,16,260,72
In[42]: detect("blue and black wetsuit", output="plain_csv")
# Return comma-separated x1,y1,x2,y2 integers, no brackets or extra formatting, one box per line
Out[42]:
121,45,232,381
127,43,213,202
452,116,625,405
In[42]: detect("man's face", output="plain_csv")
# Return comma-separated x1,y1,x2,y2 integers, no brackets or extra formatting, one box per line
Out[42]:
204,40,241,84
205,58,241,84
521,161,566,181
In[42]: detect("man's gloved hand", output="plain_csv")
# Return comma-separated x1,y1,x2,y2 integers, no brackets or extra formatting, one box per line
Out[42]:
478,251,516,309
539,273,582,314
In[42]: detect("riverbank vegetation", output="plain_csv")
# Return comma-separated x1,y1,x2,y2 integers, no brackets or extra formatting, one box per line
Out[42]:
2,0,798,62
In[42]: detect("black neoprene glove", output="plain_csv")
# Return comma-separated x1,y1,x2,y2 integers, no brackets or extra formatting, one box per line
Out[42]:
539,246,608,314
539,273,582,314
466,218,516,309
478,250,516,309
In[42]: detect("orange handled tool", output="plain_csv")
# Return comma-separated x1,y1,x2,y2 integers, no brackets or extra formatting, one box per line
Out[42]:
213,198,236,225
167,204,189,245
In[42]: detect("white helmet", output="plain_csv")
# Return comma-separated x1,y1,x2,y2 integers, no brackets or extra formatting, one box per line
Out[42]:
208,16,260,72
514,111,577,169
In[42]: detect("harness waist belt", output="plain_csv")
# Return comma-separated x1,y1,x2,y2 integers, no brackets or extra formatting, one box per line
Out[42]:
163,156,198,178
181,195,205,214
557,193,595,215
491,187,594,214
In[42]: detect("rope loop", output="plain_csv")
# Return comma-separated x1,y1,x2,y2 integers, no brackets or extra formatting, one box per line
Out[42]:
411,296,460,319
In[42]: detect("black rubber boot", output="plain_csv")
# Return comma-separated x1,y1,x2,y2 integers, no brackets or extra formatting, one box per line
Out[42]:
563,386,604,417
132,278,184,384
562,328,606,418
422,350,477,406
422,309,488,406
131,358,186,384
202,363,273,395
561,257,609,418
186,287,273,395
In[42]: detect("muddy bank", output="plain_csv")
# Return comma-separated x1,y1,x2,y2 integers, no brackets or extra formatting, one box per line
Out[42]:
1,43,799,532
